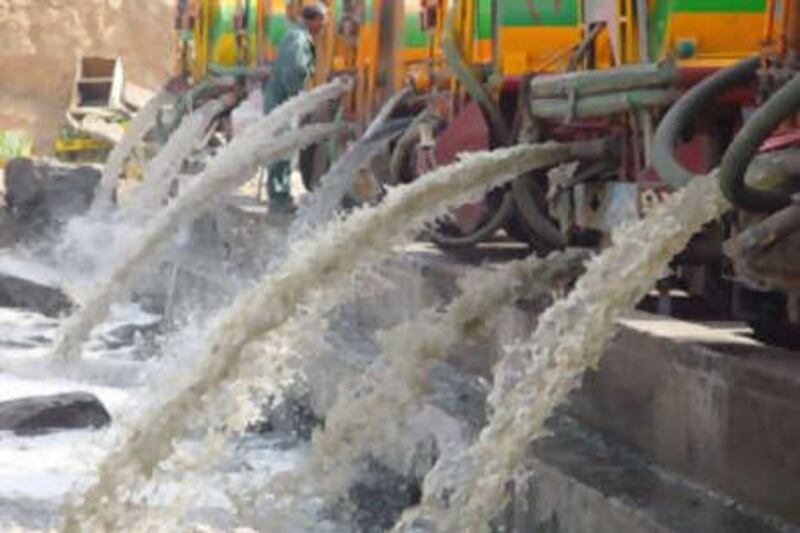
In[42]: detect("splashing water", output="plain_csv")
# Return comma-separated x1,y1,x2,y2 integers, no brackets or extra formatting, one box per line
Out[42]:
120,97,230,220
50,80,351,363
236,248,590,526
61,140,601,531
396,174,728,532
91,88,177,213
52,98,230,284
291,124,406,239
290,85,412,239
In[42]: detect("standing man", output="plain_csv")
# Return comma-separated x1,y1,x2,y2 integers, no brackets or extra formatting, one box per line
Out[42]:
263,3,328,213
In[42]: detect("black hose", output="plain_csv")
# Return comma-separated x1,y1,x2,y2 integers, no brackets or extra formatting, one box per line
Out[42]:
719,74,800,212
653,56,760,189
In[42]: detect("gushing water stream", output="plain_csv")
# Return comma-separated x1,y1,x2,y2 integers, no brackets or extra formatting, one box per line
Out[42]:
291,121,408,239
91,88,177,213
120,97,230,220
74,108,427,529
234,248,590,528
52,97,230,285
50,80,351,363
394,174,728,532
290,84,412,239
61,140,600,531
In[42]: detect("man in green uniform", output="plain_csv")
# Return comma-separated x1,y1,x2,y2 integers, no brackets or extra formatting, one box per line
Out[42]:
263,3,328,212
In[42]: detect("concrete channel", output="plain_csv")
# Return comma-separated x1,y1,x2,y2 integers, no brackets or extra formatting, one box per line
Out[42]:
379,243,800,533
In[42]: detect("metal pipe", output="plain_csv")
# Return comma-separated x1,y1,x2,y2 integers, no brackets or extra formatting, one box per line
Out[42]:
566,22,605,72
779,0,792,55
529,61,676,98
787,0,800,64
764,0,777,46
206,63,271,78
529,89,676,120
491,0,500,75
725,197,800,259
636,0,650,63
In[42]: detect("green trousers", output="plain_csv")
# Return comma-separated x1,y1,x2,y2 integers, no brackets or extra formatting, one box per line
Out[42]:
263,83,293,204
267,159,292,203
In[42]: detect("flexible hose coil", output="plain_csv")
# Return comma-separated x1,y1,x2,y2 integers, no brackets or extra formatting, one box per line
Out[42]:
653,56,760,189
719,74,800,212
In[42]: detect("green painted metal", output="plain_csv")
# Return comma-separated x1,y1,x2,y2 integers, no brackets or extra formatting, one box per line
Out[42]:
207,1,272,58
673,0,766,13
499,0,578,27
365,0,374,22
209,2,236,48
270,13,288,45
476,0,492,40
649,0,671,61
335,0,344,23
404,10,429,48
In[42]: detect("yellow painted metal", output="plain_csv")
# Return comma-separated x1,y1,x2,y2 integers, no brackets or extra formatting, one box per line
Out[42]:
483,2,764,76
54,138,108,153
53,135,110,164
188,0,276,79
449,0,472,98
497,26,583,75
667,13,766,67
355,0,382,125
193,0,211,78
493,3,581,75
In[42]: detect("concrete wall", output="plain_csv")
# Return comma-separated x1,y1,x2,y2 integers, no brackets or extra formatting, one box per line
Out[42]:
568,318,800,525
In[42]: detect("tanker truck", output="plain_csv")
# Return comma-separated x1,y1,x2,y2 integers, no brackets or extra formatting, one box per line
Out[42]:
165,0,450,189
392,0,799,345
654,0,800,345
388,0,765,248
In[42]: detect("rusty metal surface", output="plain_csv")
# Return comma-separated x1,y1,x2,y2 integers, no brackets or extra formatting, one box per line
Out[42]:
726,199,800,292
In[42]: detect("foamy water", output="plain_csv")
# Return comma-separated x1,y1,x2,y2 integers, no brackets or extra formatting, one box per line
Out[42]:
121,97,230,219
291,85,412,239
52,98,229,289
232,249,590,528
62,141,598,531
92,89,177,213
396,174,728,532
50,80,351,363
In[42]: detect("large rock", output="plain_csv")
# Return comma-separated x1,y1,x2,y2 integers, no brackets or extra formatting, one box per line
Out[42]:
428,361,489,437
0,392,111,436
251,388,323,442
0,269,72,317
4,158,100,235
346,460,423,533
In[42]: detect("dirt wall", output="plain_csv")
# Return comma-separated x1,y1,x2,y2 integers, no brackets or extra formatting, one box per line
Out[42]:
0,0,175,153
